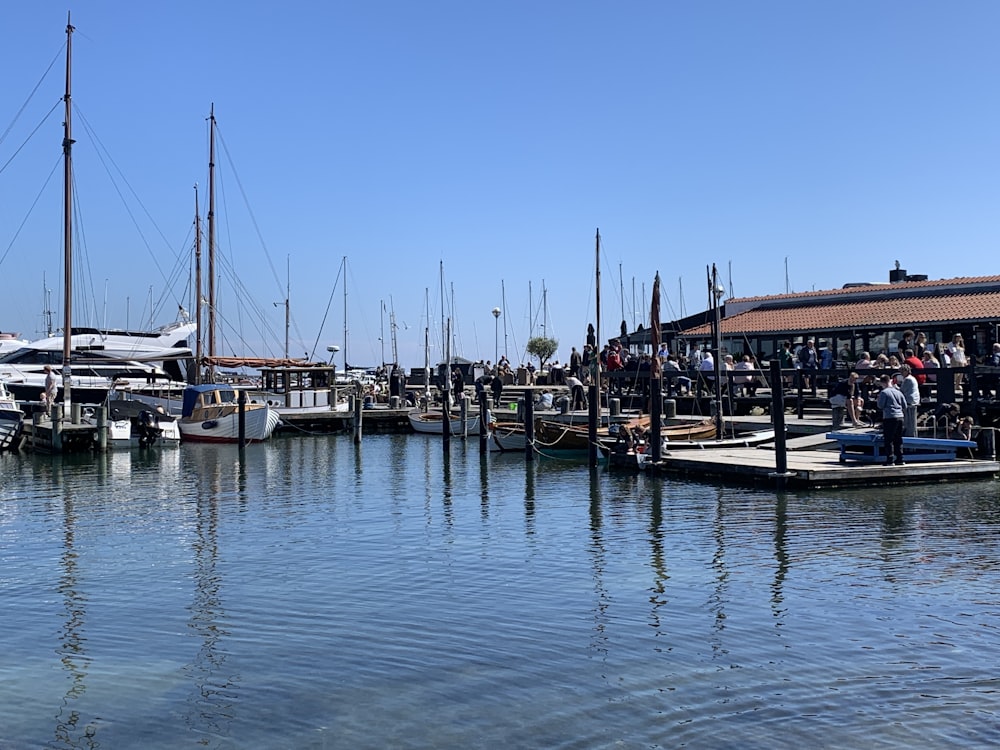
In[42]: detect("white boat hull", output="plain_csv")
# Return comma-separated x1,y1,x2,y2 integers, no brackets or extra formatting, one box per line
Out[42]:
408,410,480,435
179,405,280,443
105,417,181,449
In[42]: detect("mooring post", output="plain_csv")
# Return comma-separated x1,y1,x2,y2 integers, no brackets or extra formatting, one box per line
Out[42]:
353,383,363,444
650,375,662,463
587,383,599,467
96,406,107,452
769,360,791,489
523,389,535,462
478,391,489,454
460,395,469,439
238,389,246,449
52,404,63,453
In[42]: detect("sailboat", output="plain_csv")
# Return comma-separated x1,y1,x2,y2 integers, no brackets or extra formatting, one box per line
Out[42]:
177,107,279,444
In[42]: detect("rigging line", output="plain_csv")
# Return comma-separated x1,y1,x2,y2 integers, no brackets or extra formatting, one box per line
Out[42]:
212,248,284,356
74,105,187,309
0,100,61,177
213,123,285,300
308,260,345,361
0,153,61,270
0,44,63,149
344,260,380,366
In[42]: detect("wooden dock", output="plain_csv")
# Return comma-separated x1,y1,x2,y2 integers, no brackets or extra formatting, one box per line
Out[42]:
640,442,999,488
23,416,104,454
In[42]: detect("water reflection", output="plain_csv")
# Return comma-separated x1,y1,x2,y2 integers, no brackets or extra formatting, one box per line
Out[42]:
183,482,236,738
772,493,789,621
647,481,669,643
709,487,729,657
55,493,97,749
479,452,489,522
524,461,536,534
587,470,609,661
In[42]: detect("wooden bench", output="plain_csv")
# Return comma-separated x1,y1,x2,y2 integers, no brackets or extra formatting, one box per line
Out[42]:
826,431,977,463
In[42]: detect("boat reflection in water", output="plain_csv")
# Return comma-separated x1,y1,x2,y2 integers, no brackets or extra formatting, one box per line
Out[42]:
2,436,998,748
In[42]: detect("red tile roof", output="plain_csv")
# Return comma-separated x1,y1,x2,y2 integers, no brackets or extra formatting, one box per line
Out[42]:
728,274,1000,305
681,289,1000,337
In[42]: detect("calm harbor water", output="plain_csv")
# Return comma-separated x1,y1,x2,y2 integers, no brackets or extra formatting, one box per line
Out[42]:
2,434,999,749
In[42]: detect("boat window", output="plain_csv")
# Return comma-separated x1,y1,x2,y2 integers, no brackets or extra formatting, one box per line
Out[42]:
218,390,236,404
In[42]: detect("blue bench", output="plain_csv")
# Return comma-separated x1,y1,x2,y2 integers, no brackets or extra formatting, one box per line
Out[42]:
826,431,977,463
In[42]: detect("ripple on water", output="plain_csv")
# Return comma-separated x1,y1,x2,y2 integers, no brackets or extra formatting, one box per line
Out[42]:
2,440,1000,748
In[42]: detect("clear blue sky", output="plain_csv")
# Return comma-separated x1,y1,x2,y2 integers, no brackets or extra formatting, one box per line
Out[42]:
2,2,998,370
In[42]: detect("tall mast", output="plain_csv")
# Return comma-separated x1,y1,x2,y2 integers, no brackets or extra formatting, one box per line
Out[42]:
439,261,445,367
61,14,75,412
207,104,217,382
501,279,508,358
342,256,348,369
281,254,290,361
542,280,548,337
595,229,602,361
423,288,430,400
193,184,202,384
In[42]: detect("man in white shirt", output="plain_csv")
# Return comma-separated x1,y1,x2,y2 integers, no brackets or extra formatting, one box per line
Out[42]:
898,364,920,437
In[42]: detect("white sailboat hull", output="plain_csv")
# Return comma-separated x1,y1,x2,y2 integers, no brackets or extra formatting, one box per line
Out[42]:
179,404,280,443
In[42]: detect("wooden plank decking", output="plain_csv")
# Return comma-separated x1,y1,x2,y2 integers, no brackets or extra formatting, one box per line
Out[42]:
641,442,998,488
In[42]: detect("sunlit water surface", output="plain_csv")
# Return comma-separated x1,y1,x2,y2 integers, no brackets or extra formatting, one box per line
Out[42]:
2,434,999,749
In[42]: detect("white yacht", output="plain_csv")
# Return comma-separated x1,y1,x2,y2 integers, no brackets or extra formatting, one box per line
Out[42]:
0,320,197,406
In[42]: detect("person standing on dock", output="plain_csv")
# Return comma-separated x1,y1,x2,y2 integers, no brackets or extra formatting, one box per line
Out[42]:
490,373,503,409
43,365,58,411
877,374,906,465
569,347,582,379
798,339,819,393
898,364,920,437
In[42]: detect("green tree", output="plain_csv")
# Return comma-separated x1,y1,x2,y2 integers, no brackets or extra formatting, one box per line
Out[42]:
526,336,559,369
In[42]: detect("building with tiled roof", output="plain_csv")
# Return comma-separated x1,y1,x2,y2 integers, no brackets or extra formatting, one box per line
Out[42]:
667,267,1000,363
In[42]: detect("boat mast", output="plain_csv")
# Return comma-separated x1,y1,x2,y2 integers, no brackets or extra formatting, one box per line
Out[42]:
207,104,217,382
61,14,75,413
276,254,289,361
194,184,202,384
501,279,508,359
342,256,348,369
542,281,548,337
439,261,445,368
423,287,430,402
380,299,385,367
388,298,399,366
595,228,601,370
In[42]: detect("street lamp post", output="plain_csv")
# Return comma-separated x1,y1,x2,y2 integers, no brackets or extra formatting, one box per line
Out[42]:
492,307,502,365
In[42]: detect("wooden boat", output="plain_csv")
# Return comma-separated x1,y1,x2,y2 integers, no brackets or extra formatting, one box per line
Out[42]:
178,384,280,444
491,417,718,455
408,409,479,435
0,379,24,451
489,420,528,451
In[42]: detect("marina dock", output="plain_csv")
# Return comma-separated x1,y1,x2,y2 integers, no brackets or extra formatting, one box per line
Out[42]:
640,444,998,488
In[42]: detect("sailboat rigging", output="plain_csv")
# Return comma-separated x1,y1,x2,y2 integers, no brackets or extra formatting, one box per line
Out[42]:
178,106,279,443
